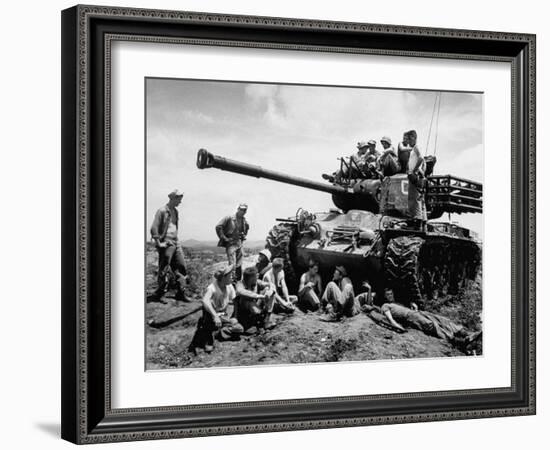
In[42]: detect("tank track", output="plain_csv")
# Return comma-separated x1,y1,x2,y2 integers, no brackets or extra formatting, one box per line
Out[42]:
384,235,481,305
265,223,299,292
384,236,425,307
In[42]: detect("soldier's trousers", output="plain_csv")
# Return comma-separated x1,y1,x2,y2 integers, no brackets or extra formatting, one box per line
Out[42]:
189,309,244,349
225,243,243,281
407,173,427,221
322,282,360,318
298,288,321,312
155,241,187,296
236,290,275,330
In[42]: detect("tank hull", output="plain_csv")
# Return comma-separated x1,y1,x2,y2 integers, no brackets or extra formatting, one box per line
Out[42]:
267,210,481,306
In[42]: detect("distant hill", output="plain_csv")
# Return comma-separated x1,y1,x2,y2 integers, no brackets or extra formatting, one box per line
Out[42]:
181,239,218,248
181,239,265,249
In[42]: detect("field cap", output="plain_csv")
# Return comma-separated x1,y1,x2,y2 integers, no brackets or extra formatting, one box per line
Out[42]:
214,264,234,280
367,140,376,146
238,203,248,210
356,141,369,149
335,265,348,277
168,189,184,199
380,136,392,144
259,249,272,260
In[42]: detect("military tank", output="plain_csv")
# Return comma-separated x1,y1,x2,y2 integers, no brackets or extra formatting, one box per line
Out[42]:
196,148,482,306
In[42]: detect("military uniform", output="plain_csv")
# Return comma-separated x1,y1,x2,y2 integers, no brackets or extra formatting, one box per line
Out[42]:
150,203,188,299
321,276,360,319
216,212,250,281
189,280,244,351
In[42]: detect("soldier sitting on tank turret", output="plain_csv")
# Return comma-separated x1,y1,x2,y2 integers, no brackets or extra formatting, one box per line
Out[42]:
322,140,378,183
297,259,323,312
362,140,382,178
262,258,297,314
378,136,401,177
320,265,361,321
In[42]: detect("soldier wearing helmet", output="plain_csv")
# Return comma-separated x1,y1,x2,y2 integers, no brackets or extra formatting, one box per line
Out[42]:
255,248,272,277
378,136,400,177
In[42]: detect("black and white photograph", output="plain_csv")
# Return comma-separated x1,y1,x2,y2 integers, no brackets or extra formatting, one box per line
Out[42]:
145,78,484,370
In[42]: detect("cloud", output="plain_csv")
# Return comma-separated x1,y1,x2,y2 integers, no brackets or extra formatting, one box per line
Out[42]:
146,80,484,241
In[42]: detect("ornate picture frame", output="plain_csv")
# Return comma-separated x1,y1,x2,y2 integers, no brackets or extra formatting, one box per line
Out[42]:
61,5,535,444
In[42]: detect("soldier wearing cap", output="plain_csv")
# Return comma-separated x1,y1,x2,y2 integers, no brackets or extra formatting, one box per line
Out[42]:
215,204,250,282
320,265,360,321
345,140,374,179
188,265,244,354
149,189,190,302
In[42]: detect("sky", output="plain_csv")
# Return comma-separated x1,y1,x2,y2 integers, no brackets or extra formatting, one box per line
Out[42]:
146,78,483,242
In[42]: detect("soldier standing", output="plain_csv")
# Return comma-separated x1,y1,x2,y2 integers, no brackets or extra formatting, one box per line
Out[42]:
215,203,250,282
405,130,427,221
149,189,190,302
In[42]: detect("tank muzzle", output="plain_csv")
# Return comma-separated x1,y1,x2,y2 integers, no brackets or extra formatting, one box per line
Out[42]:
196,148,214,169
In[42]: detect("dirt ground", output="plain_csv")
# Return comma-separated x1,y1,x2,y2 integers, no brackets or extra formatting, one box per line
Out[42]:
145,246,481,370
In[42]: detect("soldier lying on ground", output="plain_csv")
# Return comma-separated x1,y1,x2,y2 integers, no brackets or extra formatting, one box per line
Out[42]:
262,258,297,314
320,265,361,321
188,265,244,355
362,288,482,354
297,259,323,312
235,266,277,331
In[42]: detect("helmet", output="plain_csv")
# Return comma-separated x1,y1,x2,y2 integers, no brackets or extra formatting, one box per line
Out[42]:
259,249,272,260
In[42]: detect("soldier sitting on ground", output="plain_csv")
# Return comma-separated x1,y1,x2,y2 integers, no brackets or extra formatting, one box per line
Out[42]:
363,288,482,354
255,248,272,278
262,258,297,314
188,265,244,355
235,266,276,331
297,259,323,312
320,265,360,321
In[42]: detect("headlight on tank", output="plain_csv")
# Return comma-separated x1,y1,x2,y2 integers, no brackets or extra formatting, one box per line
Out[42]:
307,223,321,239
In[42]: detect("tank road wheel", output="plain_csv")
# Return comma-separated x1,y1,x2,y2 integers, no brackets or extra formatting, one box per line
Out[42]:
384,236,425,307
265,223,299,292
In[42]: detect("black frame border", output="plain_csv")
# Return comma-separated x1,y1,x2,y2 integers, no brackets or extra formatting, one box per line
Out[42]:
61,4,536,444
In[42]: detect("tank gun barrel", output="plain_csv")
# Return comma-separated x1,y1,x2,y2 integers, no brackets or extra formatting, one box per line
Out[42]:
197,149,349,196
